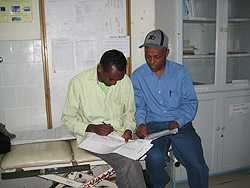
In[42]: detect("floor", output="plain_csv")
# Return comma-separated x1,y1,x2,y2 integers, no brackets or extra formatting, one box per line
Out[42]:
175,169,250,188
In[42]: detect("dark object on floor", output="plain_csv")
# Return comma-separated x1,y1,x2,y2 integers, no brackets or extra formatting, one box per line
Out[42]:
0,122,16,139
0,132,11,154
143,169,153,188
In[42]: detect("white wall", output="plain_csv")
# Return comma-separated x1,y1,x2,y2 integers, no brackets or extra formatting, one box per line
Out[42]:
0,0,155,132
0,0,40,40
0,40,47,132
0,0,47,132
130,0,155,71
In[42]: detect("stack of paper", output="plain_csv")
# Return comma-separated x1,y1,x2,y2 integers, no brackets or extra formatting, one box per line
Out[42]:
11,126,76,145
78,128,178,160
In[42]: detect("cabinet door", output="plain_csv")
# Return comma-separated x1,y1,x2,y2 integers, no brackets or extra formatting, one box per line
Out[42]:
220,91,250,171
182,0,217,86
194,94,217,174
225,0,250,88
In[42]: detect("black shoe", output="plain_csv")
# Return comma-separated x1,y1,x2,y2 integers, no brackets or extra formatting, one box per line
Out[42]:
0,122,16,139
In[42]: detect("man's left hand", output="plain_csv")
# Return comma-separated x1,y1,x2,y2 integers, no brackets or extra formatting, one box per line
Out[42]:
169,121,179,130
122,129,132,142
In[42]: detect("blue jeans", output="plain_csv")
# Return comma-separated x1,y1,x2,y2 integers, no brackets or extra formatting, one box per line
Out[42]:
145,122,209,188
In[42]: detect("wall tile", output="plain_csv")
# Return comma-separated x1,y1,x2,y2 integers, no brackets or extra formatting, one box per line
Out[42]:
0,39,47,131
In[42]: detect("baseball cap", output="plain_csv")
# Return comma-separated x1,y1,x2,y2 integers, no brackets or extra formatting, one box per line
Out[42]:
139,29,168,48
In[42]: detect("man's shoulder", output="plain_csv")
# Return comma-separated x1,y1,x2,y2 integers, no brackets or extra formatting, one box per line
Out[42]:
167,60,186,73
168,60,184,69
72,67,96,82
118,74,132,86
131,64,148,77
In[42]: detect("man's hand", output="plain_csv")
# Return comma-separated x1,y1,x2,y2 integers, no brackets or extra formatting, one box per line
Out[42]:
122,129,132,142
169,121,179,130
136,124,148,138
86,123,114,136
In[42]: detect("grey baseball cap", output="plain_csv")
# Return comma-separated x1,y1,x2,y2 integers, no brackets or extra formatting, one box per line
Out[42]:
139,29,168,49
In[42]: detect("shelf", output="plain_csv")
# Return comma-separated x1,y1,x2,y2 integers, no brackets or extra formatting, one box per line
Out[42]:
183,54,215,59
228,18,250,23
183,17,216,23
227,53,250,58
184,53,250,59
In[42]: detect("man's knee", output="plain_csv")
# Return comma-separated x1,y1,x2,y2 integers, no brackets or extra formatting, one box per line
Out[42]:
146,151,165,163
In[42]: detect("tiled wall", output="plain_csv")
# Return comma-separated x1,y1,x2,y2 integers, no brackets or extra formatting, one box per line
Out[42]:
0,40,47,132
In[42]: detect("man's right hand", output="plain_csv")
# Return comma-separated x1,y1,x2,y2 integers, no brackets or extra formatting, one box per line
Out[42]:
136,124,148,138
86,123,114,136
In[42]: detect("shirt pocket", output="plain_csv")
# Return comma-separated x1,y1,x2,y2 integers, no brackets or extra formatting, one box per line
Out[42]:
167,89,181,108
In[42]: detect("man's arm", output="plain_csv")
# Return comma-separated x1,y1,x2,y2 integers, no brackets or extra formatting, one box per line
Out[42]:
61,78,88,136
131,74,147,126
174,68,198,127
120,76,137,131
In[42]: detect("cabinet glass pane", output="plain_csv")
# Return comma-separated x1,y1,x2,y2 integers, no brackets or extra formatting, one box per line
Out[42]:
226,0,250,84
182,0,216,85
184,57,215,85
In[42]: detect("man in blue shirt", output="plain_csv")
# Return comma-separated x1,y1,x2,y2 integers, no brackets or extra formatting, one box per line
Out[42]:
131,29,209,188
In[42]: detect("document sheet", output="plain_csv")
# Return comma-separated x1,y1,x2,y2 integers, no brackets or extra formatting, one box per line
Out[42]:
78,133,153,160
78,128,178,160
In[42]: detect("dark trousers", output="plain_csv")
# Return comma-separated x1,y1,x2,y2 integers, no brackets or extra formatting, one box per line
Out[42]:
0,132,10,154
92,152,146,188
145,122,209,188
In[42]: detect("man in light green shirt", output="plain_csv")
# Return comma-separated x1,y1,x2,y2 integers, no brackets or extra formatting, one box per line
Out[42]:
62,49,146,188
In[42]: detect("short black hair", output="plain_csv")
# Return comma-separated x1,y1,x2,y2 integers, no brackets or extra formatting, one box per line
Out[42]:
100,49,127,72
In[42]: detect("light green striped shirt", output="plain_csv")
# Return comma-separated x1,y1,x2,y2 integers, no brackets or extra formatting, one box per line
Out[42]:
61,67,136,137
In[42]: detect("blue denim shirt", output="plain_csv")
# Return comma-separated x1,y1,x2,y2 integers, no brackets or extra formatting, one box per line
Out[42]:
131,60,198,128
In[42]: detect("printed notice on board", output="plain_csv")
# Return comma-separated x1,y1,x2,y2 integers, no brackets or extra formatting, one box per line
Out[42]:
229,103,250,117
0,0,32,23
52,39,75,72
103,36,130,57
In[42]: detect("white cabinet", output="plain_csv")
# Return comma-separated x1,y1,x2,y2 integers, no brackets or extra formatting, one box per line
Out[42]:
155,0,250,180
156,0,250,91
217,91,250,172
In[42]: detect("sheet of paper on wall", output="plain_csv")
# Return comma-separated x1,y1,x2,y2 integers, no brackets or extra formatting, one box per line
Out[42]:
75,39,97,70
11,126,76,145
229,103,250,117
103,36,130,57
52,39,75,72
78,132,153,160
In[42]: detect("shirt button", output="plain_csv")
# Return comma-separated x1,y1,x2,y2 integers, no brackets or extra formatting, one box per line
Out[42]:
158,90,161,94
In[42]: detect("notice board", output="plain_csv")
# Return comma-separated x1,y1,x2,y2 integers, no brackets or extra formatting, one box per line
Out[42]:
42,0,131,128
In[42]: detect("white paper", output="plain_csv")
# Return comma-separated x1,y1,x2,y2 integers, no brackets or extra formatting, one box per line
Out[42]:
75,39,97,70
146,128,178,140
78,129,178,160
229,103,250,117
52,39,75,72
78,132,153,160
11,126,76,145
103,36,130,57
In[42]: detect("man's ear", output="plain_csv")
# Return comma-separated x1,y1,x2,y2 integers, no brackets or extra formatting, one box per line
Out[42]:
97,64,102,73
166,48,170,56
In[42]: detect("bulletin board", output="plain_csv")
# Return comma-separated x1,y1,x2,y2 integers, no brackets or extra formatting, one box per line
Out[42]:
40,0,131,128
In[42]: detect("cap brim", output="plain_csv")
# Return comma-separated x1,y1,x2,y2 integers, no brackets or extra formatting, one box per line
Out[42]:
139,44,144,48
138,43,167,49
